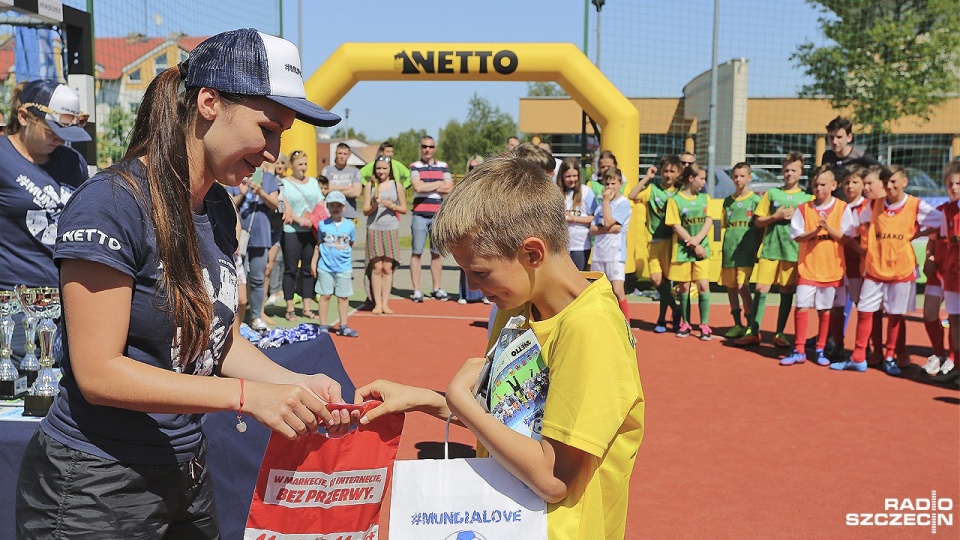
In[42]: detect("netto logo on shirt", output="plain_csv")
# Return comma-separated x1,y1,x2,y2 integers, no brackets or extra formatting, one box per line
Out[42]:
394,49,518,75
60,228,122,251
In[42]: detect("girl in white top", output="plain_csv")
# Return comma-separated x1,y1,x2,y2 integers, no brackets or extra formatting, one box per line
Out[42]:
557,157,596,271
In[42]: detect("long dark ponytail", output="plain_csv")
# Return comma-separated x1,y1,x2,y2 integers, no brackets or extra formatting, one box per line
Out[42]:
118,66,218,363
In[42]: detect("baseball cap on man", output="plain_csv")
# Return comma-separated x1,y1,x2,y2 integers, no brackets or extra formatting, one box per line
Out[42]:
19,79,91,143
184,28,341,127
325,190,347,205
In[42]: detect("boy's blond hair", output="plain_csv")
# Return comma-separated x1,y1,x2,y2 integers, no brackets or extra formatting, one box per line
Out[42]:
432,155,568,258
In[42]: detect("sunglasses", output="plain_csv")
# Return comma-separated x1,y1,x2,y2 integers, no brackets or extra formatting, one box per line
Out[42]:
681,160,695,166
22,102,89,128
290,150,306,158
376,156,391,163
420,144,435,149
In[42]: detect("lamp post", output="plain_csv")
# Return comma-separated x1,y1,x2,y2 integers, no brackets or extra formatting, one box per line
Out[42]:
591,0,605,69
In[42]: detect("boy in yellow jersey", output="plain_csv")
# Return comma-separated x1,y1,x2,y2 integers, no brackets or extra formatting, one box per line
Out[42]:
720,162,762,338
629,154,682,333
781,167,854,366
841,165,942,375
665,163,714,339
355,155,645,540
736,151,813,347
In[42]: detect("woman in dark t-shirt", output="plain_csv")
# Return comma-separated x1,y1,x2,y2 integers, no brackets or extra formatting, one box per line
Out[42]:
15,29,355,539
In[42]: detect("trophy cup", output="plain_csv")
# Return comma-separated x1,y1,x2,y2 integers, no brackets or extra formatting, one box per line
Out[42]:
20,313,40,387
0,290,28,399
17,286,61,416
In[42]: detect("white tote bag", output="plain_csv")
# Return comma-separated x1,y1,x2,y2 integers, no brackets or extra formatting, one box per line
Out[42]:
389,418,548,539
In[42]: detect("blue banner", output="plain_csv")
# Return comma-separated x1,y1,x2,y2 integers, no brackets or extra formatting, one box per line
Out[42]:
15,27,57,82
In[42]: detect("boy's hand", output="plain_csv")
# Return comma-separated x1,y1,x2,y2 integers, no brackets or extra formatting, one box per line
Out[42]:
602,186,615,203
694,245,707,260
644,166,657,179
354,379,443,424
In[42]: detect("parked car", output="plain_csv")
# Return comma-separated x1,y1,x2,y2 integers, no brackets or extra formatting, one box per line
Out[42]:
710,166,785,199
903,166,948,207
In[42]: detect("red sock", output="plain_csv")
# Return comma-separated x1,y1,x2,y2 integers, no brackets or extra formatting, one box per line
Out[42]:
816,310,831,351
885,314,905,359
793,309,808,353
830,307,845,349
619,298,629,320
924,319,946,357
852,311,874,362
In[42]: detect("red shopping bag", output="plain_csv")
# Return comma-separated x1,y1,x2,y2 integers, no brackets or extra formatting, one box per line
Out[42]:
244,405,404,540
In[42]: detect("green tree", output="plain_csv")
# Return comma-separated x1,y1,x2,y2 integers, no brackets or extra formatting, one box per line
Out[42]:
330,126,368,141
526,81,567,97
438,93,518,174
97,105,134,168
389,128,429,168
792,0,960,133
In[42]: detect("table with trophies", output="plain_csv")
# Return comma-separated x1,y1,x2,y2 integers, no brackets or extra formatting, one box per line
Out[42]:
0,286,356,539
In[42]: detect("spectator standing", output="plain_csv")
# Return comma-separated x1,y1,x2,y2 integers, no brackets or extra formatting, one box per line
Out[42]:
0,79,90,367
629,155,682,333
736,152,813,347
781,167,853,367
588,150,619,197
363,155,406,314
361,141,410,189
408,135,453,302
458,155,489,304
590,168,632,320
719,163,762,339
505,136,520,152
844,165,942,376
312,191,358,336
226,167,280,331
665,164,714,339
281,150,323,320
558,157,596,271
819,116,878,197
262,154,288,320
320,142,363,220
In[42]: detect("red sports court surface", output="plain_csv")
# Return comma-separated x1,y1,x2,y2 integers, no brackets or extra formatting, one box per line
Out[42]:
330,300,959,539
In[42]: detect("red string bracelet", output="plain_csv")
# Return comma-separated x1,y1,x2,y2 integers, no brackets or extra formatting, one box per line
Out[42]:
236,378,247,433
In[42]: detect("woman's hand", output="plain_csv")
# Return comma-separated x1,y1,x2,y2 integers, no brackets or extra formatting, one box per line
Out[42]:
242,380,333,440
298,373,356,435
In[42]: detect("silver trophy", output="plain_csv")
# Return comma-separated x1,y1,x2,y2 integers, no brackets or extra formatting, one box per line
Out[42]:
0,290,28,399
17,286,61,416
20,313,40,387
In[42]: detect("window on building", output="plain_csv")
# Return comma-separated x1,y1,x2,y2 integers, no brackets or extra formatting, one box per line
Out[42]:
155,52,168,76
128,69,141,83
130,102,139,114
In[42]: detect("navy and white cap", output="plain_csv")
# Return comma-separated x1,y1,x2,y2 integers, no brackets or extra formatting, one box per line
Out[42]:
20,79,91,143
185,28,341,127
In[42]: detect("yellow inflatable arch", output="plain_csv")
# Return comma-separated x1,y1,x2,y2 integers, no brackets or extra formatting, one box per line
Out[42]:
286,43,644,272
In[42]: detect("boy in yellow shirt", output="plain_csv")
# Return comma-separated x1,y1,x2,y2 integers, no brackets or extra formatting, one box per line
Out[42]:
355,155,645,539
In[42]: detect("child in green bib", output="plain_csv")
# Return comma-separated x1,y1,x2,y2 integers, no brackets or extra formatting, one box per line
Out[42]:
736,152,813,347
720,163,762,338
665,164,714,339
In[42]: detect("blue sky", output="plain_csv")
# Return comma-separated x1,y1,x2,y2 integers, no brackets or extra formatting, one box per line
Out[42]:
66,0,828,141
